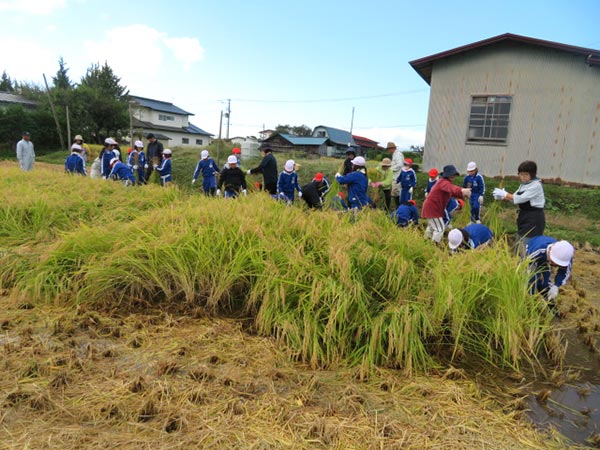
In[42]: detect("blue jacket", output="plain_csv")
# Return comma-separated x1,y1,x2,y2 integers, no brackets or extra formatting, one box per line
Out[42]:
127,150,146,181
194,158,220,180
155,158,172,184
526,236,572,289
101,149,114,178
277,171,301,200
444,198,460,226
65,153,86,175
397,168,417,189
462,223,493,248
109,161,136,183
336,170,371,209
392,204,419,226
463,172,485,204
425,178,438,196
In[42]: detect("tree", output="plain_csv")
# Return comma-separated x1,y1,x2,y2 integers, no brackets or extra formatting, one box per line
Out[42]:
0,70,15,92
52,57,72,91
275,124,312,136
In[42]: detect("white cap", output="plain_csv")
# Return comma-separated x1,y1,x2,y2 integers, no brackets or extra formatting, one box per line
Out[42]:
134,140,144,148
71,143,82,151
227,155,238,165
105,137,117,145
467,161,477,171
549,241,574,267
284,159,295,172
201,150,209,159
448,229,464,250
352,156,366,167
109,157,119,166
112,149,120,158
163,149,172,155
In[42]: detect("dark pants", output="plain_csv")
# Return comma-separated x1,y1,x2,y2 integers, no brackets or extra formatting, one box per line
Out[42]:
265,182,277,195
382,189,392,211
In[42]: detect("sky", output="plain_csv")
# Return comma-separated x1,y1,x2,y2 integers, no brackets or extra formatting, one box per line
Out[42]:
1,0,599,149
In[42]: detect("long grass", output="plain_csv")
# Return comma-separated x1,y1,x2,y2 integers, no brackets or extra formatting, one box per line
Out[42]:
0,166,556,374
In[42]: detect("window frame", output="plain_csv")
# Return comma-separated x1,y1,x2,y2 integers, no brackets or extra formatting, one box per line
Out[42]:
182,137,189,144
466,95,512,144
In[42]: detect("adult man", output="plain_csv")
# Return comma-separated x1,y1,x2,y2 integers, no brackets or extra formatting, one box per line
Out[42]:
16,131,35,171
248,146,278,195
145,133,164,181
387,142,404,208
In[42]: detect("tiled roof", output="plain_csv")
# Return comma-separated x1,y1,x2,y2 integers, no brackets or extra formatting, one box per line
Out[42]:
130,95,193,116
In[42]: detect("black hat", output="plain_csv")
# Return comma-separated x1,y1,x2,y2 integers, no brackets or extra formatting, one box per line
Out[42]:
22,131,30,136
261,146,273,153
346,148,356,155
146,133,155,139
441,165,460,178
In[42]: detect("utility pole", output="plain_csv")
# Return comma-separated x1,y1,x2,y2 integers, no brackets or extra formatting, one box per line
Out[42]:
349,106,355,134
43,73,65,151
225,99,231,139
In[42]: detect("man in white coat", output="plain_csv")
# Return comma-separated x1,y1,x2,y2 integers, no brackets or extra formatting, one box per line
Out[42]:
16,131,35,171
387,141,404,209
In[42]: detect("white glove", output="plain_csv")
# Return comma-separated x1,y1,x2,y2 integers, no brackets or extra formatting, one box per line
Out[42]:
216,189,221,196
461,188,471,198
409,187,413,194
242,189,247,196
547,285,559,301
335,172,342,179
493,188,507,200
192,179,196,184
246,170,252,175
133,165,138,170
153,164,158,169
144,164,149,169
298,191,303,198
478,196,483,205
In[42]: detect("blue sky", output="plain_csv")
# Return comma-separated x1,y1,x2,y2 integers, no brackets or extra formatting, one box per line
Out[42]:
1,0,599,148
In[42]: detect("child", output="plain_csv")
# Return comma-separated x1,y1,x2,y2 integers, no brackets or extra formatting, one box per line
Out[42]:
65,144,87,176
108,157,136,186
444,198,464,229
425,168,439,198
154,149,172,186
463,161,485,223
397,158,417,204
448,223,494,252
127,140,146,184
101,138,117,179
335,156,372,210
391,200,419,227
218,155,247,198
300,172,330,209
192,150,220,196
277,159,302,203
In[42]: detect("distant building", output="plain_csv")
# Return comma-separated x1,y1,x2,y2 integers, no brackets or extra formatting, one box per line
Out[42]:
261,133,327,156
0,91,38,110
410,33,600,185
231,136,261,159
352,134,380,155
311,125,356,157
130,95,213,148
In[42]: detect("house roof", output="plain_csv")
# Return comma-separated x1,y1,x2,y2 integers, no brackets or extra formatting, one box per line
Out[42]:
265,133,327,146
130,95,194,116
186,123,214,136
0,91,38,106
132,118,213,136
352,134,379,148
313,125,354,146
409,33,600,85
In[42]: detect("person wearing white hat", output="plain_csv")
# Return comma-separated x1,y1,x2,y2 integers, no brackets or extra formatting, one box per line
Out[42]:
100,138,118,179
218,155,247,198
127,140,147,184
447,224,493,252
462,161,485,224
192,149,220,196
64,143,87,176
277,159,302,203
153,149,173,186
334,156,372,210
108,156,136,186
525,236,574,313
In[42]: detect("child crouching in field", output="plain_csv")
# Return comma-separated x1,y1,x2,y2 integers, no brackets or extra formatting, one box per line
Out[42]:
65,144,87,176
217,155,247,198
108,157,136,186
391,200,419,227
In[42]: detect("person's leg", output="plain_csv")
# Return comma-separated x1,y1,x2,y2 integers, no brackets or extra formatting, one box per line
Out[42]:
383,189,391,211
430,217,445,243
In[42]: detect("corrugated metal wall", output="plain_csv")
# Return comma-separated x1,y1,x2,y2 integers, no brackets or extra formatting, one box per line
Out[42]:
422,43,600,185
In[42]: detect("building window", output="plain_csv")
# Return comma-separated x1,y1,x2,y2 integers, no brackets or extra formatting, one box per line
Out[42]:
317,131,326,137
196,139,203,145
182,138,189,144
159,114,175,121
467,95,511,143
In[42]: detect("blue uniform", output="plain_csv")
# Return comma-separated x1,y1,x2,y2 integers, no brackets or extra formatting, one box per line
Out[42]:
462,223,493,249
397,168,417,204
155,158,172,185
277,171,301,202
444,198,460,227
336,171,372,210
65,153,86,176
425,178,438,197
108,161,136,184
101,149,114,179
525,236,572,294
127,150,146,184
463,172,485,222
193,158,220,194
391,204,419,227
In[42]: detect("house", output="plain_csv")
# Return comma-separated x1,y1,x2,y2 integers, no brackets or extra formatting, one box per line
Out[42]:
129,95,213,148
230,136,261,159
311,125,356,157
261,133,327,156
410,33,600,185
0,92,38,109
352,134,380,155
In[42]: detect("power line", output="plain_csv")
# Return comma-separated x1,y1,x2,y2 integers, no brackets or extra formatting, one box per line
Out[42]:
225,89,428,104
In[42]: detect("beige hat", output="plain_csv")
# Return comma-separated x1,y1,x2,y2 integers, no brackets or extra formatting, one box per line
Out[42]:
74,134,83,141
386,142,397,150
381,158,392,167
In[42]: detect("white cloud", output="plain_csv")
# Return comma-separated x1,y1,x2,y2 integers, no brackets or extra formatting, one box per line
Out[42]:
0,37,58,83
358,127,426,149
0,0,66,15
164,37,204,70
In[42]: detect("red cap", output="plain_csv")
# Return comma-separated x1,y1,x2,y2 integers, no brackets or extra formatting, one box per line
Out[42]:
457,199,465,208
232,147,241,154
404,158,413,165
428,168,438,177
314,172,324,182
408,200,417,206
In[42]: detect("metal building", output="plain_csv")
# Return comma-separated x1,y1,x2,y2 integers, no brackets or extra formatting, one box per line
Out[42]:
410,33,600,185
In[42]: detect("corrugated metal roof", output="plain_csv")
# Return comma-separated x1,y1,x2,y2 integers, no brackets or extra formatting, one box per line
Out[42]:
186,123,214,136
410,33,600,85
313,125,354,145
130,95,194,116
280,134,327,145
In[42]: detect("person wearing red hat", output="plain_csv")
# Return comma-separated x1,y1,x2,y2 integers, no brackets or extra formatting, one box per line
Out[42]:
425,168,439,198
396,158,416,204
444,197,464,229
391,199,419,227
300,172,331,209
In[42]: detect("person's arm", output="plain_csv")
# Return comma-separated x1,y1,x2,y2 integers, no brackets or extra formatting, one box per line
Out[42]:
16,141,23,161
192,161,201,181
